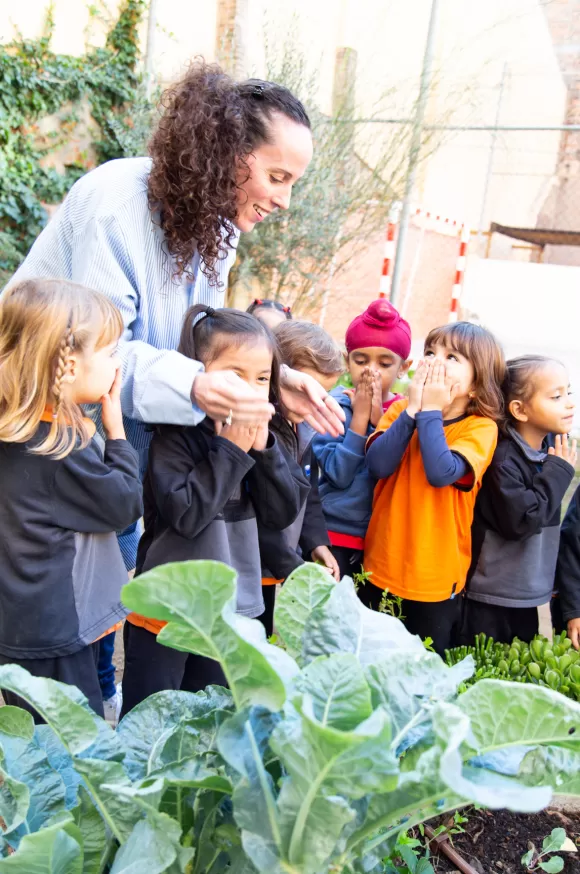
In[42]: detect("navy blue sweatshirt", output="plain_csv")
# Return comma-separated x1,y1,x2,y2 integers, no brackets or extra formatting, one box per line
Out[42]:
0,425,143,658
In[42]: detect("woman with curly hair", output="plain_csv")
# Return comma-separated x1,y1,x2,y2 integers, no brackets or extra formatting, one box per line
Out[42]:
6,60,343,496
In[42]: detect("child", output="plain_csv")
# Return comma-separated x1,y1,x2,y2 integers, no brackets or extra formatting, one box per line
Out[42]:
313,299,412,581
257,321,342,635
247,298,292,330
463,356,577,644
555,483,580,650
0,279,143,718
121,305,309,715
363,321,505,655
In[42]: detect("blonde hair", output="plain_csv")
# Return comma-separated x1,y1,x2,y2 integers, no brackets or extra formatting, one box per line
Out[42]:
274,320,343,376
0,278,123,458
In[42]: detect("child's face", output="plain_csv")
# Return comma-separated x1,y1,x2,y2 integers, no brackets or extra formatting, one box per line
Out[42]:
511,362,575,436
347,347,408,399
68,339,120,404
205,339,273,399
424,342,475,405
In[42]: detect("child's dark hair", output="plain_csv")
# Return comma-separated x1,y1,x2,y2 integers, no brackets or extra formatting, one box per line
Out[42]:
274,321,343,375
179,304,281,402
247,298,292,319
424,321,505,421
502,355,562,429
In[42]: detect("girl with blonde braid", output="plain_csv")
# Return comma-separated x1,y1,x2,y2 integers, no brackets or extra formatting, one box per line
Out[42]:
0,279,143,720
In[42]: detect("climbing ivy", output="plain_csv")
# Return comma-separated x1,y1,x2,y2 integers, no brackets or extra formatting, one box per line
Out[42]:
0,0,151,281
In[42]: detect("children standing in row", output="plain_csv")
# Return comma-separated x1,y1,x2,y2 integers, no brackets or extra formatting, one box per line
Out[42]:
313,300,412,580
0,279,143,719
363,322,505,655
463,356,577,644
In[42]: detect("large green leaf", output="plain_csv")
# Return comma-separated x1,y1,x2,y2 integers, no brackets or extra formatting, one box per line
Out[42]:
218,707,283,874
265,658,399,874
109,815,193,874
366,652,474,739
70,786,107,874
0,823,83,873
457,680,580,751
122,561,299,711
0,666,97,755
275,564,335,662
0,729,69,844
301,578,425,667
71,759,145,845
0,707,34,742
519,746,580,797
296,655,372,731
35,728,82,809
0,754,30,838
431,702,551,812
117,688,234,781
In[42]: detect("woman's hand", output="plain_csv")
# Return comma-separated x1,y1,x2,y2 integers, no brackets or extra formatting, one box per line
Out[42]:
311,545,341,581
548,434,578,468
279,366,345,437
101,367,126,441
192,371,275,424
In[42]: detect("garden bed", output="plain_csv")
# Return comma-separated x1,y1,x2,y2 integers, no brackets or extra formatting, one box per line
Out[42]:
430,808,580,873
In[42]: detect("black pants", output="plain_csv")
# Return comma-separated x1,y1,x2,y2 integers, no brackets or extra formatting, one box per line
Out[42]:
461,599,539,646
257,585,277,638
331,545,364,582
0,642,103,722
357,582,463,656
120,621,227,719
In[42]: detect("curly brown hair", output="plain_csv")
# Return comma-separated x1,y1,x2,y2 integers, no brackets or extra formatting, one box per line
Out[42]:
148,59,310,288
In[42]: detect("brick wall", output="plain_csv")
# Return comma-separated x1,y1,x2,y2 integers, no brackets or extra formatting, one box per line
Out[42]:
312,224,459,347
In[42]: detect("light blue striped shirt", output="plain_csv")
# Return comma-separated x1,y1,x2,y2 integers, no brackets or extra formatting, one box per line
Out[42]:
8,156,239,473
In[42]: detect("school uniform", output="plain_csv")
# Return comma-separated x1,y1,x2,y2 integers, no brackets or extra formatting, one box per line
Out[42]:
363,399,498,654
121,419,309,716
0,423,142,718
463,428,575,644
258,416,329,636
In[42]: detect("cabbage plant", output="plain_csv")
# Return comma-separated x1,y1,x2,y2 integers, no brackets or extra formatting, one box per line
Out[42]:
0,560,578,873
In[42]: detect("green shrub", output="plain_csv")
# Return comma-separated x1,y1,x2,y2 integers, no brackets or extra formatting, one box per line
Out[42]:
0,562,578,872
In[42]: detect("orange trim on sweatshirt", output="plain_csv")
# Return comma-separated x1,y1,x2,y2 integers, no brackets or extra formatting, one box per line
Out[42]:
262,577,282,587
126,612,166,635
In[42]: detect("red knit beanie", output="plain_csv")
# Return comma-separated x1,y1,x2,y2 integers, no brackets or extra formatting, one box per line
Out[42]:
345,300,411,359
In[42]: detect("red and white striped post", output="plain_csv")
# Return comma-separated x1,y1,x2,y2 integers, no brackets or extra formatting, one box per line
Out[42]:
379,219,397,299
449,224,469,322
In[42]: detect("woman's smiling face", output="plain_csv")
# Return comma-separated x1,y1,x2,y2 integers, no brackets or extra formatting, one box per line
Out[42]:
234,114,313,233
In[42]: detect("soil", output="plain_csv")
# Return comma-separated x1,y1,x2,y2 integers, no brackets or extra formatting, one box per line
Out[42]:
430,807,580,874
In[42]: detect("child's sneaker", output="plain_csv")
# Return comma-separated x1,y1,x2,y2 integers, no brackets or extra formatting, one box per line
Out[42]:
103,684,123,727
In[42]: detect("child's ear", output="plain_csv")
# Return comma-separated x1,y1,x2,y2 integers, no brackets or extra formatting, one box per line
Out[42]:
61,354,78,384
508,398,528,423
398,359,412,379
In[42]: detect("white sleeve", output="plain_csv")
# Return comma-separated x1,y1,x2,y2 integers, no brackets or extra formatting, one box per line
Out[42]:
70,214,206,426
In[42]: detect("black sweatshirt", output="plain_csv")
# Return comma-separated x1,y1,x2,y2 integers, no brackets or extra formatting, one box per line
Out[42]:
135,419,310,617
555,484,580,623
258,417,330,581
467,427,575,608
0,425,143,658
